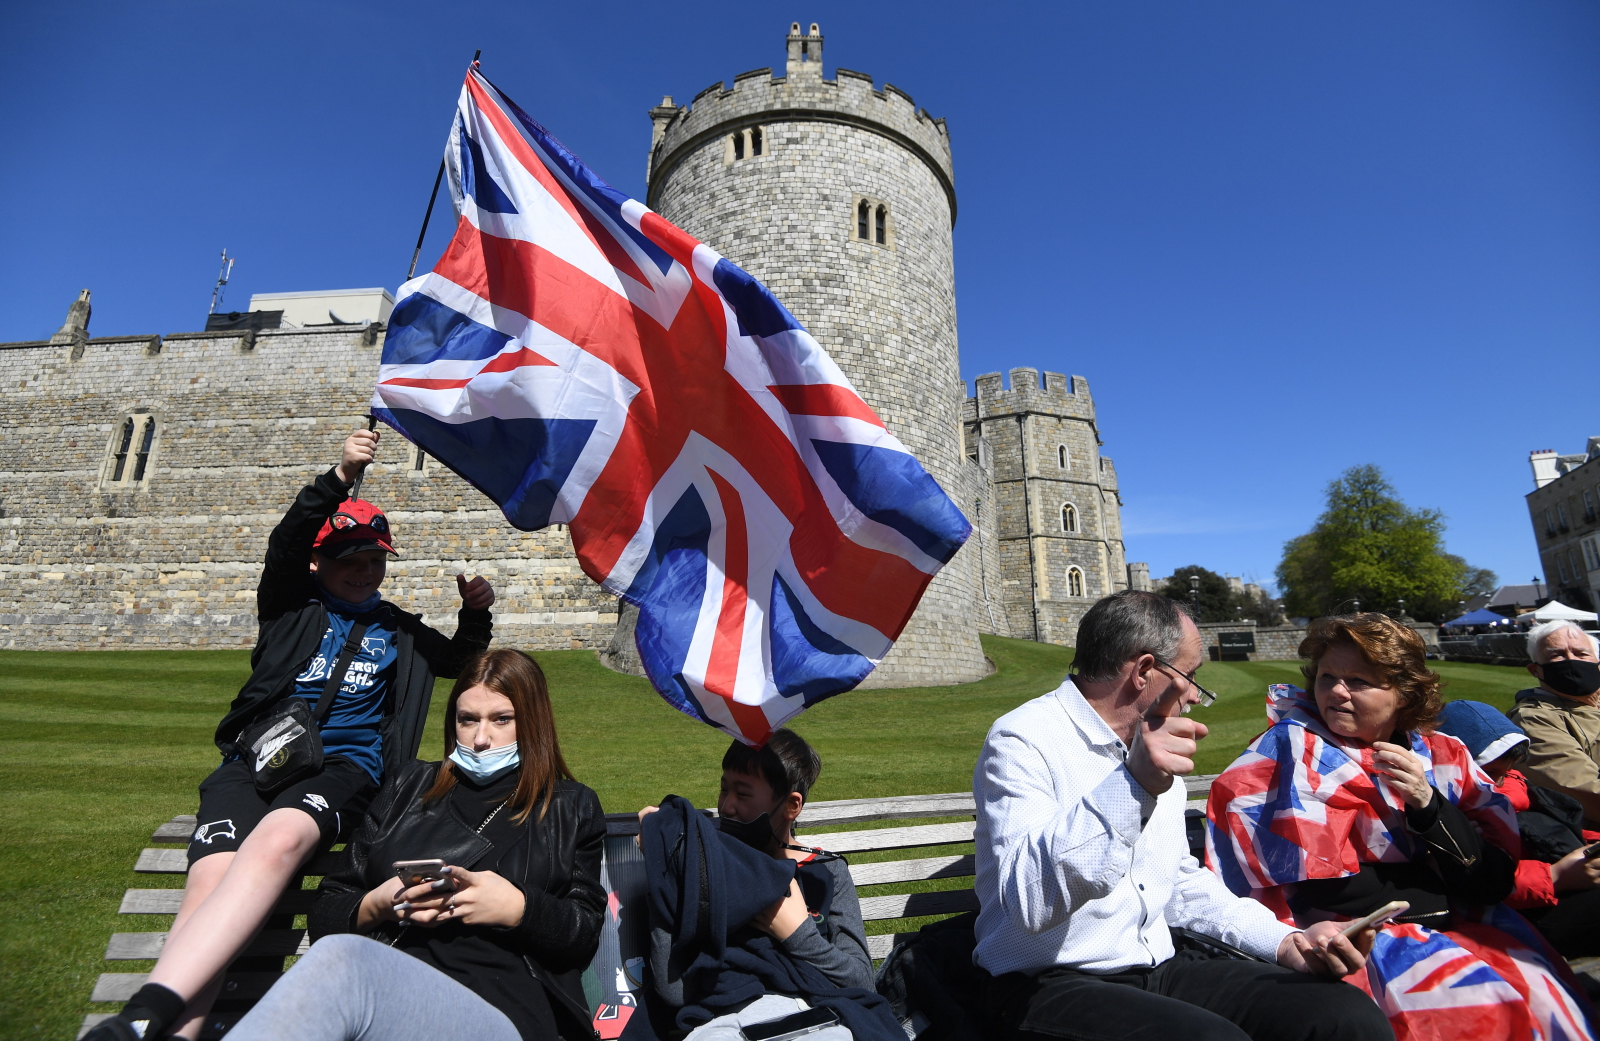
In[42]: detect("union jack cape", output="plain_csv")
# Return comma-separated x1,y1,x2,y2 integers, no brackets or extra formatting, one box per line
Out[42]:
371,68,970,745
1206,685,1595,1041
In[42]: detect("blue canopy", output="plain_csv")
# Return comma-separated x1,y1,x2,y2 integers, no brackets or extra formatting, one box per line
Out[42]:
1443,608,1508,627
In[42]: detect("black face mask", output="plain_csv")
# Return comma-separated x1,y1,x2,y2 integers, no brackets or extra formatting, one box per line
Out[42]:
1539,658,1600,699
718,810,776,850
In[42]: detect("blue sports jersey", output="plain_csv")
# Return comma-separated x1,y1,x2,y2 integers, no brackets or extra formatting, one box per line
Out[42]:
292,606,397,784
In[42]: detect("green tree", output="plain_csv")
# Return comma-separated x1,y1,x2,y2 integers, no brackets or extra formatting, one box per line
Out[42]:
1275,465,1494,622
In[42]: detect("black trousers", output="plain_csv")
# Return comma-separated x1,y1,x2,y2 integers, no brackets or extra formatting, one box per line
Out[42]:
986,950,1394,1041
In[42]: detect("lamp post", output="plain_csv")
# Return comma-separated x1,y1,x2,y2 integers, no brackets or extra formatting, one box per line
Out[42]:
1190,574,1201,620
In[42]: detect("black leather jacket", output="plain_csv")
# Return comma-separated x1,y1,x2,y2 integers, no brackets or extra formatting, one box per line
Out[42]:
309,759,606,1037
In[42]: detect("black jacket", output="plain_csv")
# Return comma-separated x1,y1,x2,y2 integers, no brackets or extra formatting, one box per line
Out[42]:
1295,786,1516,931
310,759,607,1038
213,467,492,770
639,795,903,1041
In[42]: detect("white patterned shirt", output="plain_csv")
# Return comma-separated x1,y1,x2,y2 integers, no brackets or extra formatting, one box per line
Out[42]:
972,677,1294,976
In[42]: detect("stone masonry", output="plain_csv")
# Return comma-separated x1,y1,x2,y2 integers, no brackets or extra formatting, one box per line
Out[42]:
0,320,616,650
966,369,1131,644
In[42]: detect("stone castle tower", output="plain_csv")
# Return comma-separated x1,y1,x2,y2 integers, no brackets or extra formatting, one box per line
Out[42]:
965,369,1132,643
643,23,990,686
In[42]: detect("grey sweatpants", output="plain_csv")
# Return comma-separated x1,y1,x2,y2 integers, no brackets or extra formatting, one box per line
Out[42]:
226,933,521,1041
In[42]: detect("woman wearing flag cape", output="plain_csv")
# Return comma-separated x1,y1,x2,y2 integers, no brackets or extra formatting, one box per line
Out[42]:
1206,614,1596,1041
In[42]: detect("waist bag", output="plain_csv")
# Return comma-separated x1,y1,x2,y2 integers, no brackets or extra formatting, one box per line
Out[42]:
241,621,370,794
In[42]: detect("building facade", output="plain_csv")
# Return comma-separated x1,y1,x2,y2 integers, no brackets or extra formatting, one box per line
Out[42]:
0,24,1141,667
1528,443,1600,611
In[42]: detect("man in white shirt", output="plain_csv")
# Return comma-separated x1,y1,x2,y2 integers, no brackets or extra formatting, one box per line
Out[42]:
973,590,1392,1041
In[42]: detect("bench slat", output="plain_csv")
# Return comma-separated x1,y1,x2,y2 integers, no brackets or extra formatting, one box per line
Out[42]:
797,794,975,829
93,972,282,1003
135,848,343,876
865,933,905,960
859,889,979,922
135,848,190,873
805,820,975,854
119,888,317,916
106,930,308,961
849,854,975,888
153,816,197,842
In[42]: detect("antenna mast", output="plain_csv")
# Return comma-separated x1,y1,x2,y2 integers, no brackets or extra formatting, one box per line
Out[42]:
208,248,236,314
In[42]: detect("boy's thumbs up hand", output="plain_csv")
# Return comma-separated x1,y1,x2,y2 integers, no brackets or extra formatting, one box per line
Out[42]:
457,574,495,611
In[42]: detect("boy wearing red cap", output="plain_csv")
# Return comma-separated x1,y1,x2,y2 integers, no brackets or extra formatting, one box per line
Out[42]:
92,428,495,1041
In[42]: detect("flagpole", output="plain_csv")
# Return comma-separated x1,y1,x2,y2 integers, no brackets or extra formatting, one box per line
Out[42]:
406,49,482,281
349,414,378,501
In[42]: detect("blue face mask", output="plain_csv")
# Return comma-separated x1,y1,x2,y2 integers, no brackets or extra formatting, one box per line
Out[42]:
449,741,520,784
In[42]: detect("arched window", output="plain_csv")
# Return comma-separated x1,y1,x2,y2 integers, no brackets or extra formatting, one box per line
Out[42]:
111,417,135,482
875,205,887,244
750,126,763,156
1058,445,1068,469
1067,567,1085,597
132,417,156,481
857,200,870,240
104,414,159,489
1061,503,1077,533
732,130,745,161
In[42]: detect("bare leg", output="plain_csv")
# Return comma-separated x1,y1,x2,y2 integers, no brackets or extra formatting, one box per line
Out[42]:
160,853,233,1041
147,809,321,1016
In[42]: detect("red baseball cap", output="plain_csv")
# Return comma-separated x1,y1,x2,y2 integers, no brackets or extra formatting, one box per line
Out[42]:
313,499,396,559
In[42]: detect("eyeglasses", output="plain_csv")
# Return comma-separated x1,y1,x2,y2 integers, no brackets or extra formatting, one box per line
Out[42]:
1150,655,1219,708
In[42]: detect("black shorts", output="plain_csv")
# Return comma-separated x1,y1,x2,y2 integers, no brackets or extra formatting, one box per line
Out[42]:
187,755,377,865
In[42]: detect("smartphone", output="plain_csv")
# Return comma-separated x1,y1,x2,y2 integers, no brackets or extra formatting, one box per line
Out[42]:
739,1006,840,1041
1584,842,1600,861
393,859,448,887
1338,899,1410,939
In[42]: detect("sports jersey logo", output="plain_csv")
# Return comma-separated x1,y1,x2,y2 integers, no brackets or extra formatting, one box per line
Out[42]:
303,793,329,812
193,819,237,845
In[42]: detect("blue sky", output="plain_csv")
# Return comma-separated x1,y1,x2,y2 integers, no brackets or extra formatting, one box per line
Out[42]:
3,1,1596,593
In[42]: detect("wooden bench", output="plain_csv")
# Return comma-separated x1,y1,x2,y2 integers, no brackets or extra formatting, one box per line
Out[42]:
79,776,1221,1038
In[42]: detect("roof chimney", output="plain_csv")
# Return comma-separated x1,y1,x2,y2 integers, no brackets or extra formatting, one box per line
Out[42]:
1531,450,1560,488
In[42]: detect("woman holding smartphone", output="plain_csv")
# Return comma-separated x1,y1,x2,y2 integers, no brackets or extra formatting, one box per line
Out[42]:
1206,615,1595,1041
227,648,605,1041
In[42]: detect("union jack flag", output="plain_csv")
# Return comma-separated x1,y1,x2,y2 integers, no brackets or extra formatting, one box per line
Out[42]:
1206,685,1595,1041
371,68,970,745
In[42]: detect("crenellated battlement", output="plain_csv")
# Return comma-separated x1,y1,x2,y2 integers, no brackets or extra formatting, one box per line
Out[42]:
969,367,1097,422
645,22,956,223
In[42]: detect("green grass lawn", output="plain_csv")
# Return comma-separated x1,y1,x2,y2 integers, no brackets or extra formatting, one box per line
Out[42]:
0,638,1535,1038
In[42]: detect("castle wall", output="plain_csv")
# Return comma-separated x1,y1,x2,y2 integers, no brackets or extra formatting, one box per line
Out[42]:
647,30,989,686
0,331,617,650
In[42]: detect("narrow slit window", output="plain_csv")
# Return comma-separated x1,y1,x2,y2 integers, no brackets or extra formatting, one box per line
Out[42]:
132,418,156,481
732,131,745,160
1058,445,1068,469
857,200,869,240
875,205,886,244
413,448,427,471
750,126,763,156
111,417,134,482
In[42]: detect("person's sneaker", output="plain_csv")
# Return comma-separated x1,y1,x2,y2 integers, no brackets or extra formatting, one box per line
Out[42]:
80,1018,149,1041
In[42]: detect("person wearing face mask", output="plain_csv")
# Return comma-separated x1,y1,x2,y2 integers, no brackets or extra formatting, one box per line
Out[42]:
635,729,879,1039
88,428,496,1041
223,648,606,1041
1510,620,1600,829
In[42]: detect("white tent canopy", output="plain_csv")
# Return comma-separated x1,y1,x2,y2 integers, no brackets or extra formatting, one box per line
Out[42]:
1530,600,1599,623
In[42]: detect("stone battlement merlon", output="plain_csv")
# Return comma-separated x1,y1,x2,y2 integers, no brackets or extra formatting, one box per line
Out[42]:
970,368,1097,422
645,22,956,224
